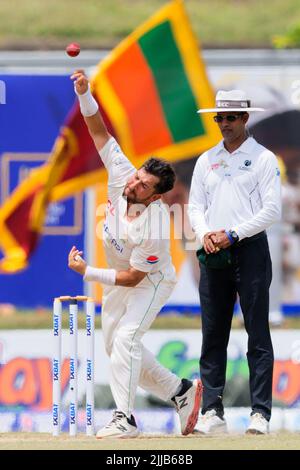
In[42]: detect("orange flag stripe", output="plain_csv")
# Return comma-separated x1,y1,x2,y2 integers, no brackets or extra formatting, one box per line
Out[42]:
105,41,173,155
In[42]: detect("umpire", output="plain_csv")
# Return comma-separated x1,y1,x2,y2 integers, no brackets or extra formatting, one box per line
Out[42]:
188,90,282,435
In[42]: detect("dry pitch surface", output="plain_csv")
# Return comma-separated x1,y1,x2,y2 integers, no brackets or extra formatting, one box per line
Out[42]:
0,432,299,450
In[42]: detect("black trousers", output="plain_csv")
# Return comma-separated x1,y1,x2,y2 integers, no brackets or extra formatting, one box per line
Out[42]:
199,233,273,421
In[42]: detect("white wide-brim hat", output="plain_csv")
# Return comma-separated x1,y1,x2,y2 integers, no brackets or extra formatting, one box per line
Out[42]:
197,90,265,113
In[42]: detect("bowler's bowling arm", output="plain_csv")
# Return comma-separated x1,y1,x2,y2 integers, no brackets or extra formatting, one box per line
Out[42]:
84,111,111,152
83,265,148,288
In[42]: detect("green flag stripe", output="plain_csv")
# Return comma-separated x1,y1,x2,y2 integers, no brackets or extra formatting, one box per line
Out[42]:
138,21,205,143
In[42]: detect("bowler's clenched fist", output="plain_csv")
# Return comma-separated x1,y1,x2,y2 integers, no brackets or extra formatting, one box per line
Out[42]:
71,69,89,95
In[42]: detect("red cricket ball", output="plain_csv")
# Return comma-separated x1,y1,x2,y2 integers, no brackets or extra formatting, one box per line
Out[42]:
66,42,81,57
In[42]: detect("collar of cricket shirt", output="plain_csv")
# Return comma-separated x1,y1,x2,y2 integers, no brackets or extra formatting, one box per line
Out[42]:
216,136,256,156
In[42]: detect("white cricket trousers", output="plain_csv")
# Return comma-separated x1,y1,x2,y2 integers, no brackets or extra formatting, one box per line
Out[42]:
101,271,181,417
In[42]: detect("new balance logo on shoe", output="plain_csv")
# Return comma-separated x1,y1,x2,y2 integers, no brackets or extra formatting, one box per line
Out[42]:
178,397,188,409
116,424,127,432
174,379,203,435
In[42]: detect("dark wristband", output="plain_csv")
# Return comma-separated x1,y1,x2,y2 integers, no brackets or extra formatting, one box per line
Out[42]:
225,231,234,245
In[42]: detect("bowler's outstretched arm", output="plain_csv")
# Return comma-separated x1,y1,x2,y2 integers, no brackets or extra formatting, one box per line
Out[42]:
71,69,110,151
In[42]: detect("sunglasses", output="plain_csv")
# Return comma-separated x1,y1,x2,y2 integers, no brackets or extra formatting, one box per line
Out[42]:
213,114,243,123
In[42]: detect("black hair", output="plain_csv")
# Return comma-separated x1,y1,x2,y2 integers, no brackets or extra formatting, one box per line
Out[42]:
142,158,176,194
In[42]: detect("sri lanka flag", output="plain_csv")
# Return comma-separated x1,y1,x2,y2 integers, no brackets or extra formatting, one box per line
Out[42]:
93,0,218,163
0,0,219,273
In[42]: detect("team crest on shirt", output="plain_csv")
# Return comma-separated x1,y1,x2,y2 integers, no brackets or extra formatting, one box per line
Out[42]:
239,160,252,171
146,256,159,264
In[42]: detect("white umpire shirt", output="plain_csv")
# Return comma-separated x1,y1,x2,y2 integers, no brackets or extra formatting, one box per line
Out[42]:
188,136,282,244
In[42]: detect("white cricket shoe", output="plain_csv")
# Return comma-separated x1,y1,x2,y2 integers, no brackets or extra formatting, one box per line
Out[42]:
174,379,203,436
246,413,269,435
194,409,227,435
96,411,139,439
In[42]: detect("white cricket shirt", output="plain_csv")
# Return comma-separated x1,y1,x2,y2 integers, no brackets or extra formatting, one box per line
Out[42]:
188,136,282,243
98,137,176,281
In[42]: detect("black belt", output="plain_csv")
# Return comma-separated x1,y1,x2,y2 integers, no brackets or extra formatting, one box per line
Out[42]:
233,231,266,248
